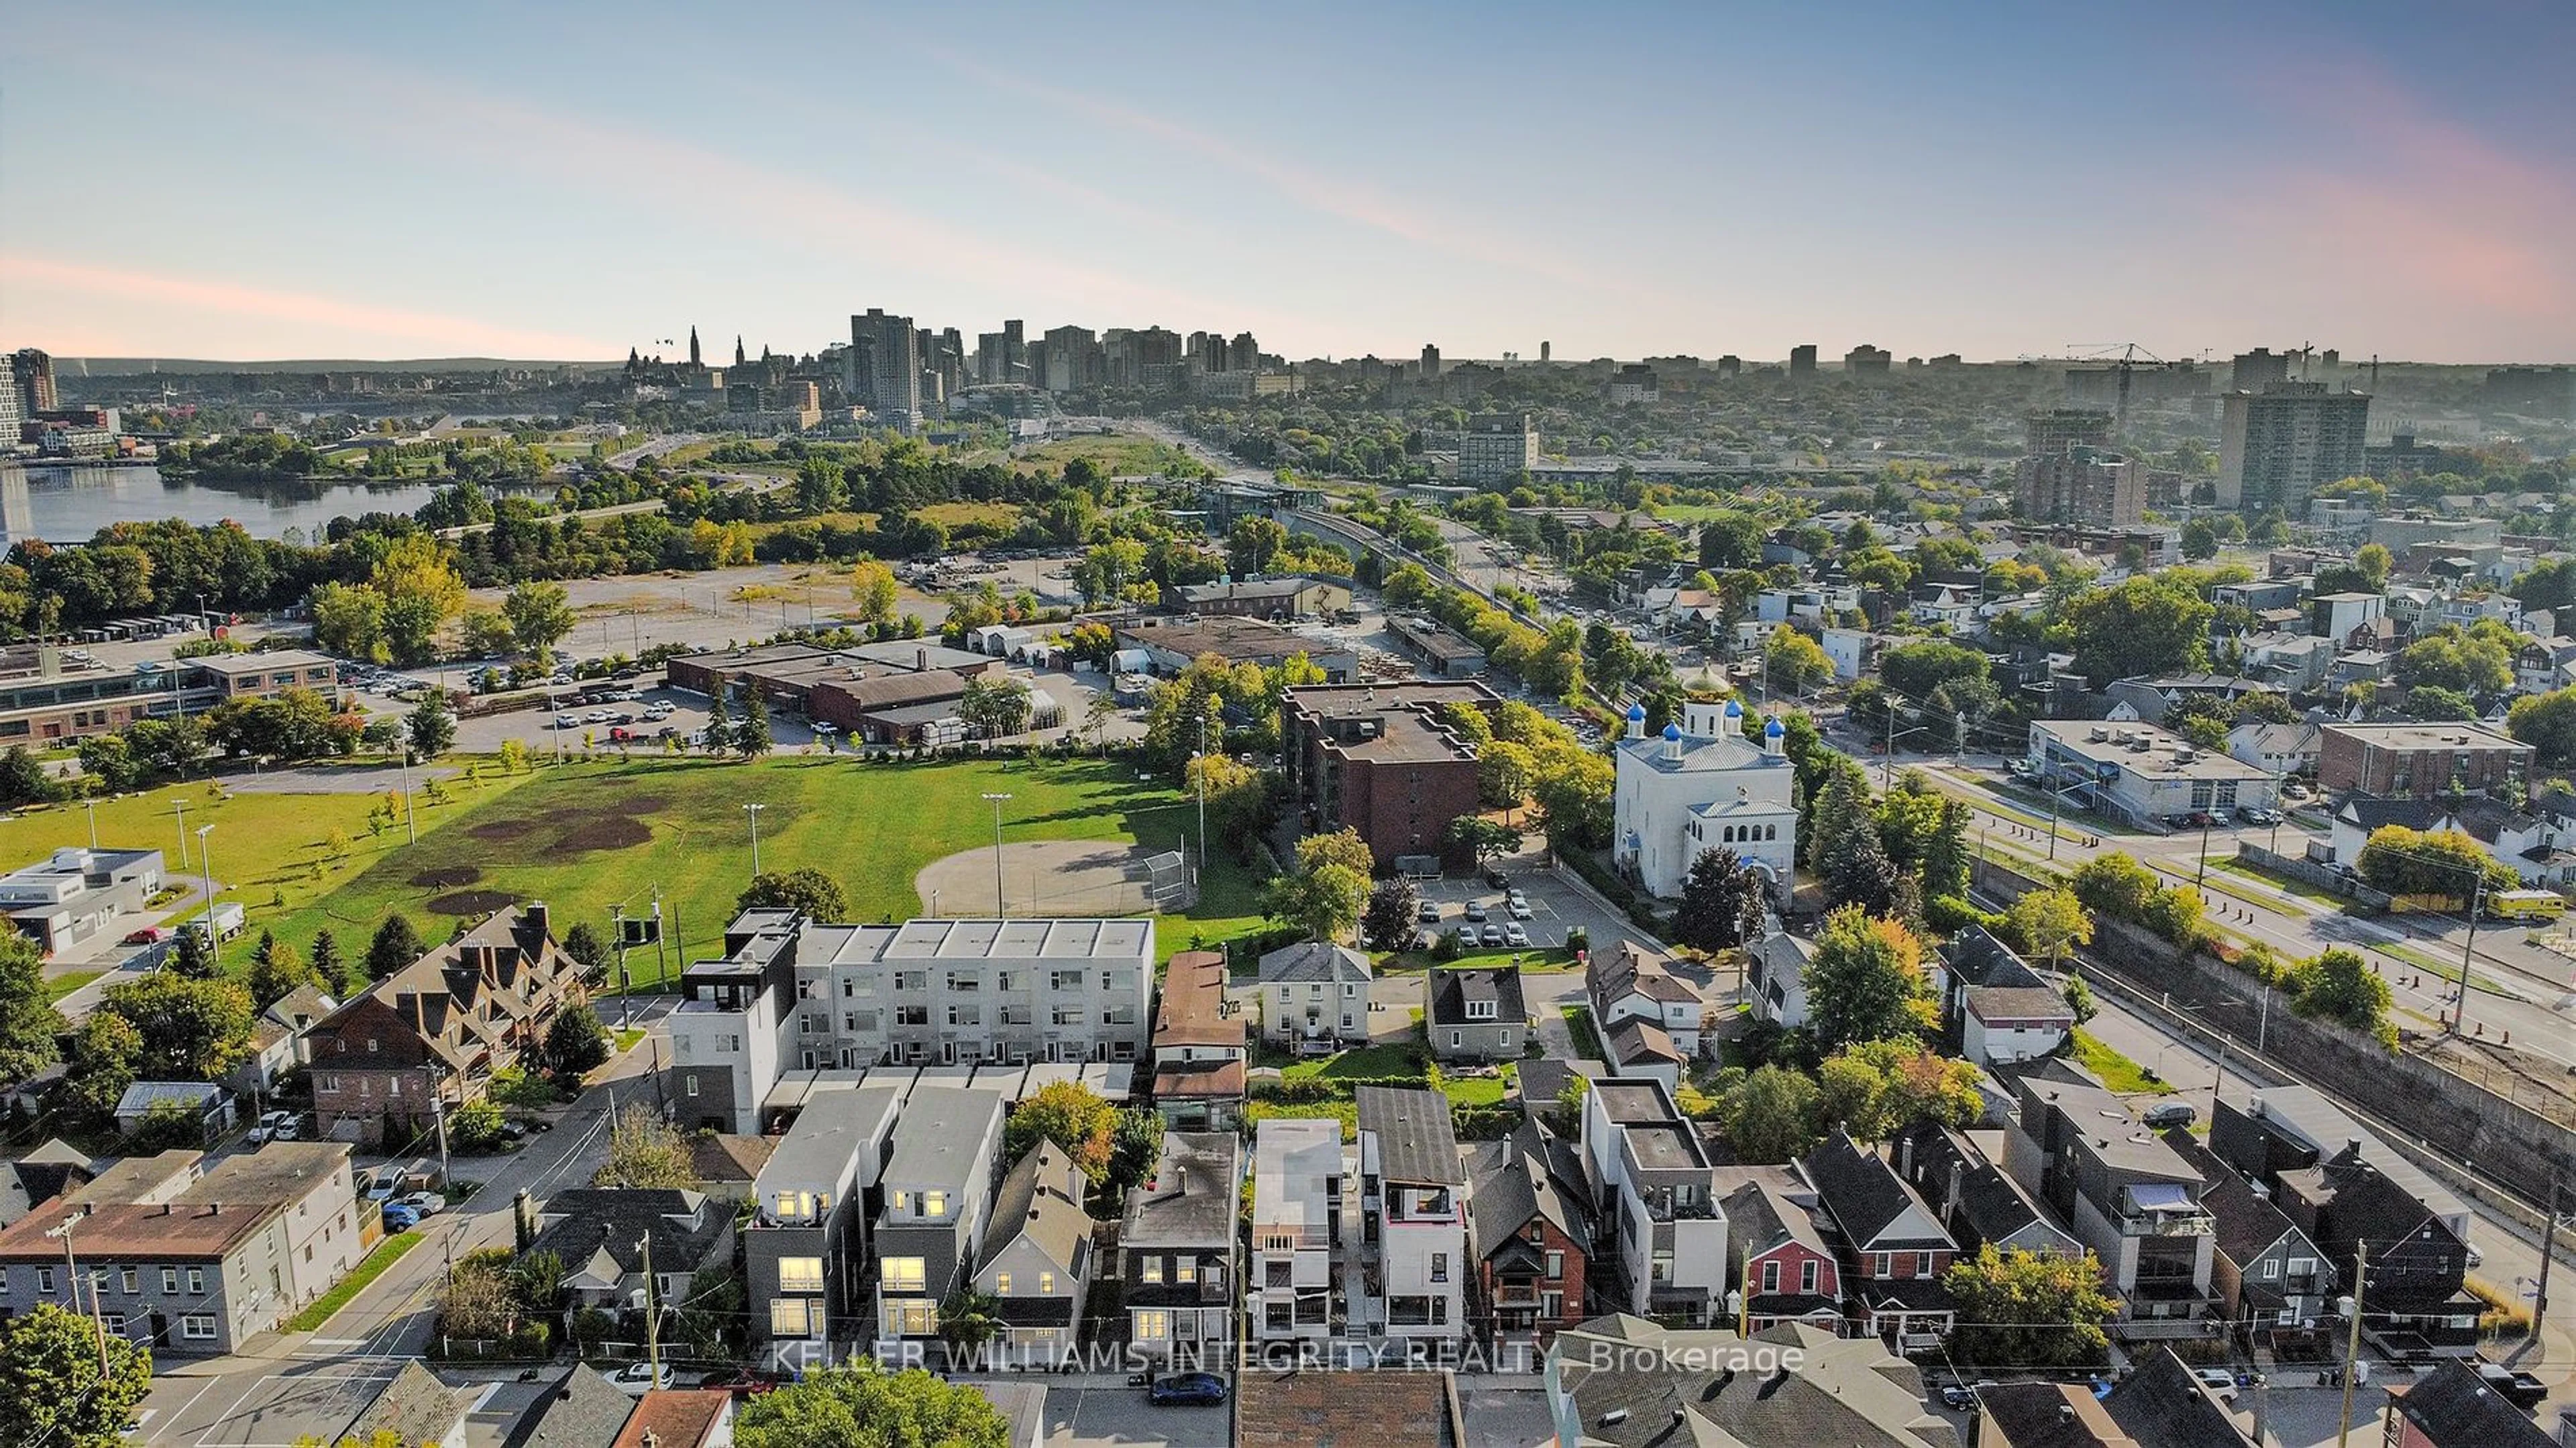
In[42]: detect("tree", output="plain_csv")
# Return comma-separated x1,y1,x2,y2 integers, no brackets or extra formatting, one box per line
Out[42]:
166,925,217,980
1698,511,1766,571
2355,825,2518,899
1226,516,1290,578
2055,574,2213,688
0,933,66,1085
405,690,456,759
593,1102,697,1188
2066,852,2159,924
543,1002,611,1080
1823,823,1908,919
850,561,900,624
1764,623,1832,695
2061,968,2098,1025
310,927,352,996
957,672,1034,739
0,747,55,809
246,933,318,1010
2395,623,2515,696
498,580,575,658
2286,947,2394,1038
558,921,608,980
1802,906,1933,1053
1943,1245,2118,1368
2509,684,2576,767
76,733,140,793
1294,828,1376,880
370,534,468,666
1821,1040,1983,1139
1003,1081,1118,1186
1527,743,1615,851
310,580,389,662
1262,864,1371,943
366,914,424,981
1673,847,1768,953
1362,877,1423,953
736,1361,1010,1448
435,1249,520,1340
1477,739,1536,814
2180,517,2219,560
1442,815,1523,868
0,1302,154,1448
95,972,254,1078
2006,886,2092,970
1717,1065,1825,1163
739,868,848,921
64,1011,141,1125
733,690,774,758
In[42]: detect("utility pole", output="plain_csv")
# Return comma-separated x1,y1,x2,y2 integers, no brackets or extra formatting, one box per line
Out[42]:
174,797,190,870
2334,1241,2367,1448
743,803,765,880
48,1214,108,1376
398,750,417,844
82,798,97,851
1195,712,1208,878
2194,813,2214,899
612,904,631,1029
642,1232,661,1384
2537,1179,2560,1361
428,1066,451,1183
983,792,1012,917
2453,869,2486,1035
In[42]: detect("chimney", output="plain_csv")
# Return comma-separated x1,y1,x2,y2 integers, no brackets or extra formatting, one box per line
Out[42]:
2059,1404,2075,1424
2346,1137,2364,1161
526,900,549,939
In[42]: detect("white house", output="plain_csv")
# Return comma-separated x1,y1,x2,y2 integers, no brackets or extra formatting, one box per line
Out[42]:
1613,699,1798,902
1356,1086,1468,1345
1745,927,1814,1030
1249,1120,1342,1347
2226,721,2321,780
1819,627,1871,682
1586,941,1707,1058
1256,943,1373,1051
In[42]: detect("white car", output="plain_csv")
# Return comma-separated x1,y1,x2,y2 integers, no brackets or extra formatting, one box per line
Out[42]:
391,1190,446,1218
555,714,579,729
362,1172,400,1204
1507,900,1534,921
643,703,674,719
247,1110,300,1145
811,721,840,735
583,710,611,725
609,1361,675,1396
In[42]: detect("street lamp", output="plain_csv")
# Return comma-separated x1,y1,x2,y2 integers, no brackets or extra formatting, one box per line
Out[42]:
82,798,97,851
174,797,190,870
196,824,216,922
397,750,417,845
982,792,1012,917
743,803,765,880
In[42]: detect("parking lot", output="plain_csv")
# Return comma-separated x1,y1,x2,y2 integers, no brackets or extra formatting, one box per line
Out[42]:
1038,1384,1228,1447
136,1361,397,1448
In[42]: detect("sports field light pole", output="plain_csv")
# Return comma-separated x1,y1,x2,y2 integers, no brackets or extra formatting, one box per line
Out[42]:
173,797,190,870
743,803,765,881
983,792,1012,917
1194,711,1209,876
81,798,97,851
196,824,216,921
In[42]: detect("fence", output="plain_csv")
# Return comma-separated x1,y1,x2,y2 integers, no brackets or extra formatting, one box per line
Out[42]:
2235,842,2395,912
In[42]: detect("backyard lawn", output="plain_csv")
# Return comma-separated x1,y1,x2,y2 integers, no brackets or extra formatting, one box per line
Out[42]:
2070,1029,2175,1095
252,752,1266,986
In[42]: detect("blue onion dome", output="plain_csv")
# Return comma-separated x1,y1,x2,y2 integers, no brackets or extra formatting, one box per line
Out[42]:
1662,723,1682,741
1764,715,1786,737
1627,703,1647,721
1723,698,1743,718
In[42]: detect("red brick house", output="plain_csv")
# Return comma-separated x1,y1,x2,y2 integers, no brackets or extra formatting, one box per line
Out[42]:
308,904,590,1147
1801,1130,1958,1345
1464,1119,1591,1355
1716,1166,1844,1332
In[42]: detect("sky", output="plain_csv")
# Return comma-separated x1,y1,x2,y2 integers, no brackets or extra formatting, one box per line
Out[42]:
3,1,2573,365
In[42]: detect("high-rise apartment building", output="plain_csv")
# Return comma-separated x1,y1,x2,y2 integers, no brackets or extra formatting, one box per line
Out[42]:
1788,344,1818,381
2017,446,2145,527
1458,412,1539,485
2024,409,2113,460
2231,348,2291,393
1226,332,1260,372
849,309,921,427
2217,382,2370,516
9,350,57,417
1419,343,1440,380
975,333,1010,386
1042,325,1102,392
1844,344,1892,377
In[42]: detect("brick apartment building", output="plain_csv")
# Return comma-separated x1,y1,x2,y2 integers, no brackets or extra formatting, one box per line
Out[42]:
2316,722,2534,800
307,904,590,1146
1279,680,1501,870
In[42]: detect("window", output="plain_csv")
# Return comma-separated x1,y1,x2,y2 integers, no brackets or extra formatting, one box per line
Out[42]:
181,1314,217,1340
1761,1260,1780,1294
1134,1309,1169,1341
119,1268,137,1294
1038,1272,1055,1296
36,1268,54,1294
895,1006,929,1027
685,1074,700,1097
1140,1257,1163,1284
188,1268,207,1294
1450,1031,1462,1049
366,1037,380,1053
162,1268,178,1293
1914,1251,1931,1278
1174,1257,1196,1284
778,1257,824,1293
947,974,979,992
1651,1250,1673,1283
99,1314,125,1337
921,1191,947,1219
2261,1259,2280,1280
797,979,814,1000
881,1257,926,1294
1872,1253,1890,1278
1051,970,1085,991
1801,1259,1819,1294
1429,1253,1448,1284
995,1272,1012,1295
1544,1251,1564,1281
893,1302,938,1336
769,1299,816,1337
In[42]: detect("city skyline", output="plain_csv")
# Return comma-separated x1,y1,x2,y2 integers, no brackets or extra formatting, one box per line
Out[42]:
3,2,2573,364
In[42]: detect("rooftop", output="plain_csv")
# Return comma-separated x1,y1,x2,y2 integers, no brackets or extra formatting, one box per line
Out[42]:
1153,951,1238,1049
2320,720,2530,752
1549,1318,1949,1448
1426,964,1525,1027
1124,1132,1241,1247
191,648,335,676
800,917,1155,966
883,1085,1004,1194
1358,1085,1464,1186
2032,719,2270,783
1234,1369,1459,1448
758,1084,899,1193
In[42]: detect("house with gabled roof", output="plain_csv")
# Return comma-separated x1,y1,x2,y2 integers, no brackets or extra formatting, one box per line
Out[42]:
1152,949,1245,1128
1257,941,1372,1051
2163,1127,2330,1333
1799,1129,1957,1345
970,1141,1097,1367
528,1188,735,1313
1713,1165,1843,1333
1426,964,1525,1063
1585,939,1706,1057
1122,1131,1240,1369
1890,1120,2081,1261
1465,1117,1590,1355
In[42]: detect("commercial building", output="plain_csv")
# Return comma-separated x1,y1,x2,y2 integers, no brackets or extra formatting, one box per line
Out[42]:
0,1141,363,1354
1387,614,1488,677
9,349,56,417
2027,719,2279,827
2217,382,2370,516
0,846,163,955
1121,1131,1241,1369
1111,616,1357,680
188,649,341,701
307,904,590,1146
1355,1086,1468,1346
1279,681,1497,870
1843,344,1892,376
1171,576,1352,619
1457,412,1538,485
668,911,1156,1135
1611,699,1797,901
2316,721,2532,800
2017,445,2145,527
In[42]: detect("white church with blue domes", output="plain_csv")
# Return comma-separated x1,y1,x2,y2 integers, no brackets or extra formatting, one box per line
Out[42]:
1611,696,1799,902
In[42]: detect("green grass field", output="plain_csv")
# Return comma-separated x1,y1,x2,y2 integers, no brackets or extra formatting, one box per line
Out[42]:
914,500,1024,532
248,754,1262,981
2070,1028,2174,1095
1002,435,1201,478
286,1229,422,1332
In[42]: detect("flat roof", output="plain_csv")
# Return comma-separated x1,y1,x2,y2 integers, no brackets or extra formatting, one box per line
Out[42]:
191,648,335,675
1357,1086,1464,1186
2033,719,2269,782
759,1084,900,1192
797,917,1154,966
2319,721,2529,751
881,1085,1002,1194
1253,1119,1342,1233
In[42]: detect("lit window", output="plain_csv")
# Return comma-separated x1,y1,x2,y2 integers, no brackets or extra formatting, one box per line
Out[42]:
778,1257,824,1293
769,1299,816,1337
881,1257,926,1294
1134,1309,1169,1341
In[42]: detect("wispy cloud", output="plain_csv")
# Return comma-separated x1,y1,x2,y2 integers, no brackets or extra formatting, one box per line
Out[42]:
0,254,623,358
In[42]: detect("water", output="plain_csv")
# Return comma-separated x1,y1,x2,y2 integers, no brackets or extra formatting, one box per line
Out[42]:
0,463,555,543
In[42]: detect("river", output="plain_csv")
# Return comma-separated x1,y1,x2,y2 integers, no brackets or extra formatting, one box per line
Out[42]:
0,462,553,543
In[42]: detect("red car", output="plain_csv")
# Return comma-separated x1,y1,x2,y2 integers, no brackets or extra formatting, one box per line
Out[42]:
700,1368,785,1397
121,927,169,945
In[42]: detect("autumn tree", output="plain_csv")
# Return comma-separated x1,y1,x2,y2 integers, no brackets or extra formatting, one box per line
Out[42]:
1944,1245,2119,1368
1002,1081,1118,1186
593,1102,697,1189
1802,906,1933,1053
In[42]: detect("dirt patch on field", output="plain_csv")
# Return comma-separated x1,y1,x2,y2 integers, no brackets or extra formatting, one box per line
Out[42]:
410,866,482,889
428,888,520,917
555,811,654,855
470,819,539,842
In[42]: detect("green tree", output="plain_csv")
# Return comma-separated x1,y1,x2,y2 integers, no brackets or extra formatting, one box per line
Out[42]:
543,1002,611,1080
1672,847,1769,953
405,690,456,759
1261,864,1372,943
366,913,424,981
1943,1245,2119,1368
76,733,140,793
1527,743,1615,851
1442,815,1523,868
64,1011,142,1125
1698,511,1766,571
592,1102,698,1188
309,927,353,996
558,921,608,979
1361,876,1422,953
1764,623,1833,695
2006,886,2093,970
2355,825,2517,899
1477,738,1536,815
2054,574,2214,688
166,925,218,981
246,933,319,1011
1226,516,1290,578
850,560,900,624
2067,852,2159,924
737,1361,1010,1448
1803,906,1933,1053
2285,947,2394,1039
957,672,1034,739
2180,517,2219,560
2509,684,2576,768
309,580,388,662
0,933,66,1084
739,868,848,921
0,747,56,809
1717,1064,1826,1163
1002,1080,1117,1186
95,972,254,1078
733,690,774,758
370,534,468,666
0,1301,154,1448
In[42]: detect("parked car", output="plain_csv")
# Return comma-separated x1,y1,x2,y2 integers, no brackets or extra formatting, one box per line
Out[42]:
1480,923,1505,947
582,710,611,725
1463,901,1488,923
392,1191,446,1218
2194,1369,2243,1391
811,721,839,735
2142,1100,2197,1130
1417,902,1441,924
555,714,579,729
380,1203,419,1231
644,702,674,719
247,1110,300,1145
1503,923,1530,947
1484,868,1509,889
1507,900,1534,921
121,926,169,945
2237,807,2282,826
1146,1372,1228,1407
608,1362,675,1396
1505,888,1528,909
2475,1360,2548,1409
362,1170,401,1204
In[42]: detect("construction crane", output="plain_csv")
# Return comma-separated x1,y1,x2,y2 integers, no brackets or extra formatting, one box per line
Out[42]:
2063,342,2165,434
